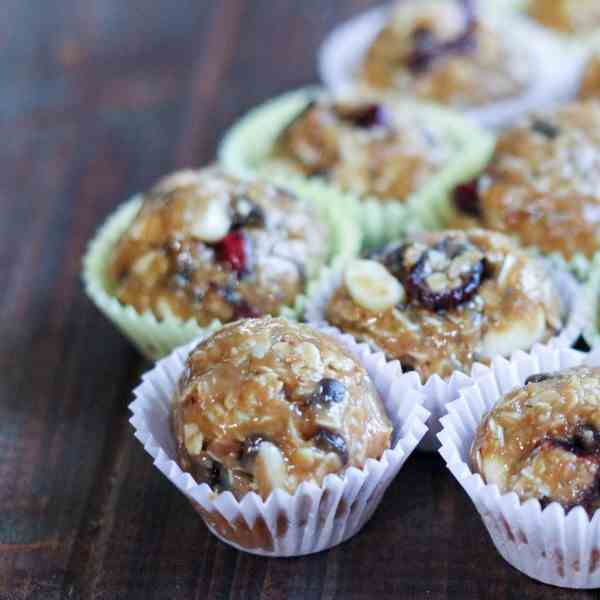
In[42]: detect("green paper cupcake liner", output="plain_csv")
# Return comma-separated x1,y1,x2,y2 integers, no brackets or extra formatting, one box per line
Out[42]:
582,253,600,348
218,87,495,249
82,184,361,361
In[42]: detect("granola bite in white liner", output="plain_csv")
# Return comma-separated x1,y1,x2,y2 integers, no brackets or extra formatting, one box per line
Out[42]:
438,344,600,588
318,1,575,129
304,230,585,451
129,318,428,556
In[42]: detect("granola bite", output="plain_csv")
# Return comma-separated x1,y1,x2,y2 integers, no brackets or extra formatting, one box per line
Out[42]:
172,318,392,500
470,367,600,514
451,102,600,259
359,0,529,109
109,167,328,325
527,0,600,35
272,97,451,202
324,229,562,381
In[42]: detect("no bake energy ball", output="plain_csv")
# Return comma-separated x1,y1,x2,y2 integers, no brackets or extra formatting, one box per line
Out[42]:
325,230,562,381
452,102,600,259
527,0,600,35
470,367,600,514
172,318,392,500
273,97,450,202
109,168,328,325
359,0,529,108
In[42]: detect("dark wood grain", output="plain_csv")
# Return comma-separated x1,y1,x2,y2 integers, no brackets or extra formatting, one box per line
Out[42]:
0,1,598,598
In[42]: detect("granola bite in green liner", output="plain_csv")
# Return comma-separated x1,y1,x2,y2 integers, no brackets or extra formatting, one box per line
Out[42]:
219,87,494,248
82,166,360,360
448,100,600,279
582,253,600,349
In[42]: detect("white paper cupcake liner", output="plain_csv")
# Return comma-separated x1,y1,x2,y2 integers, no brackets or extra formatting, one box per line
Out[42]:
438,344,600,588
318,5,581,129
304,257,585,451
129,324,429,557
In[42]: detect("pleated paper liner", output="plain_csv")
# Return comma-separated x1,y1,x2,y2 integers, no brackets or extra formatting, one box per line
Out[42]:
316,4,578,129
582,252,600,349
439,344,600,588
304,257,586,451
82,180,361,361
218,87,494,249
129,324,430,557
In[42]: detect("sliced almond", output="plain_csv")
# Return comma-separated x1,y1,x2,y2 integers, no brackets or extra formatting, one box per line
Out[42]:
482,455,508,490
189,198,232,243
183,423,204,455
480,309,546,359
344,259,405,312
254,442,288,495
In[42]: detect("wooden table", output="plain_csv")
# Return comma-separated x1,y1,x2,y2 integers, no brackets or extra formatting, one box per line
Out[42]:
1,1,597,598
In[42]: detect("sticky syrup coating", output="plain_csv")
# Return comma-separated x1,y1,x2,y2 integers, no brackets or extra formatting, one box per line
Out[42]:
109,167,328,325
579,55,600,101
325,229,562,381
273,97,450,202
172,318,392,500
359,0,529,108
452,102,600,259
470,367,600,514
528,0,600,35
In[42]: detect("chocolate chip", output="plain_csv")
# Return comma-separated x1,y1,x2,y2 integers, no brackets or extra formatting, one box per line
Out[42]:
209,462,226,490
400,360,416,373
312,378,346,406
531,119,560,139
239,434,268,467
524,373,554,385
232,197,265,229
313,429,349,465
573,425,600,454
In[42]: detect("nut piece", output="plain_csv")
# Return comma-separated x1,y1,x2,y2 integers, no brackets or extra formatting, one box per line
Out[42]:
254,441,289,495
344,259,405,312
480,309,546,358
189,197,232,243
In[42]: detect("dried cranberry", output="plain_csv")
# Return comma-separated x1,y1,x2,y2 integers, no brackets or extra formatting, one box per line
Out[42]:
216,231,247,275
453,179,480,217
220,285,260,320
311,378,346,406
232,299,261,320
407,0,477,73
404,239,485,311
543,425,600,459
335,103,388,129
